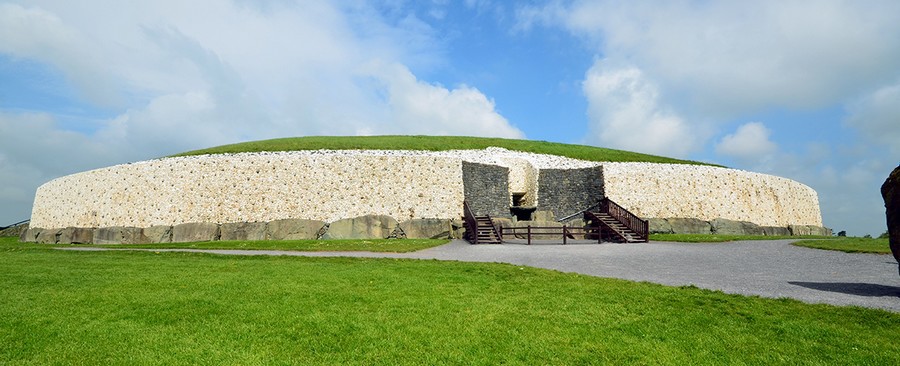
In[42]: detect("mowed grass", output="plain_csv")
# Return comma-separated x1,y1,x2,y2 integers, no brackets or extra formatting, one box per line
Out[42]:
1,237,898,365
793,237,892,254
173,135,716,166
81,238,449,253
650,233,834,242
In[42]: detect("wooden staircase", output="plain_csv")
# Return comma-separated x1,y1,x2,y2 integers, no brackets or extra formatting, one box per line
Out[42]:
472,215,501,244
464,201,501,244
584,198,649,243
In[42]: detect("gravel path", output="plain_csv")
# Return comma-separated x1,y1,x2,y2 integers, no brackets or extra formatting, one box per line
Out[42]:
61,239,900,312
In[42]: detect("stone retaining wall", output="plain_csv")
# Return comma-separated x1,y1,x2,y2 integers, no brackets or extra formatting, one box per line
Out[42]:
601,163,822,227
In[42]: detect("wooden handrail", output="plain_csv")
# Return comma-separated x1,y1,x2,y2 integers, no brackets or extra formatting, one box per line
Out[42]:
598,198,648,241
463,200,478,244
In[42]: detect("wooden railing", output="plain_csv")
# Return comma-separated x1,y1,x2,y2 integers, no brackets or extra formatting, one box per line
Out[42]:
598,198,648,241
499,225,600,245
463,201,478,244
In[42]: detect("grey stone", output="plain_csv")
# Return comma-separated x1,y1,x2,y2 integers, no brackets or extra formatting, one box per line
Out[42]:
36,228,60,244
536,167,603,221
220,222,267,241
92,227,146,244
532,210,556,222
172,222,220,243
648,218,674,234
667,218,712,235
711,218,745,235
462,161,510,217
321,215,398,240
399,219,452,239
449,219,466,239
144,226,173,243
58,227,94,244
266,219,325,240
20,228,38,243
761,226,791,236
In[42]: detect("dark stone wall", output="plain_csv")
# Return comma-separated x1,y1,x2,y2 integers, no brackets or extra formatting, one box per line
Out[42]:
536,167,603,219
462,161,510,217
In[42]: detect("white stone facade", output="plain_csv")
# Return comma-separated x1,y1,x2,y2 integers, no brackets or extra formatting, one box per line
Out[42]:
30,148,823,229
601,163,822,227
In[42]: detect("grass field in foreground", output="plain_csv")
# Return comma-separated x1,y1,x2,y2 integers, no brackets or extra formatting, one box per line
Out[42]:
80,238,449,253
1,237,898,364
793,237,892,254
173,135,715,166
650,233,834,242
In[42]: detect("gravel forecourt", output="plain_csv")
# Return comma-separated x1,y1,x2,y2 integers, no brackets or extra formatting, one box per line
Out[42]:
61,239,900,312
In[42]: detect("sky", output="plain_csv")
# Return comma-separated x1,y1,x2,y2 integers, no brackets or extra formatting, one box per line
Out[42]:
1,0,898,236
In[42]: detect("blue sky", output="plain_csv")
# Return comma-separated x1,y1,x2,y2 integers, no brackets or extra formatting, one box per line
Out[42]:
1,0,899,236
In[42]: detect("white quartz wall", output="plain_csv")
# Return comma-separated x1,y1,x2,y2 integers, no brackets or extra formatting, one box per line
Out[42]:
31,152,465,228
600,163,823,227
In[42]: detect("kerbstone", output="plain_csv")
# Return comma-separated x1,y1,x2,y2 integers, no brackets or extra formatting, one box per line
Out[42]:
266,219,325,240
58,227,94,244
144,226,173,243
172,223,220,243
761,226,791,236
648,218,674,234
399,219,452,239
221,222,267,241
36,229,59,244
321,215,398,240
667,218,712,235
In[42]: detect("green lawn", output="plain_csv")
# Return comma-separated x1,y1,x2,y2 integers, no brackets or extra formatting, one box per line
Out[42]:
1,237,898,364
77,238,449,253
650,234,833,243
793,237,892,254
172,135,716,166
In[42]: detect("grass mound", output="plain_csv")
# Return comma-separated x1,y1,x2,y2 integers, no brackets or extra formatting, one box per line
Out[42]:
173,135,715,165
793,237,891,254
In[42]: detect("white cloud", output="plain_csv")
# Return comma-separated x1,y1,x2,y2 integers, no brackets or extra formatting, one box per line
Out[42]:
845,83,900,154
0,0,523,224
582,60,700,158
524,0,900,117
715,122,778,166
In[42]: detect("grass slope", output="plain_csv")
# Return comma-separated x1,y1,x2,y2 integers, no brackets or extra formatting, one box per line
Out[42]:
1,237,898,365
650,234,834,243
793,237,892,254
173,135,716,166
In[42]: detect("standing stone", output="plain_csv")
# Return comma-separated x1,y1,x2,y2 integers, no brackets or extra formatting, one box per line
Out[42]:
172,223,220,243
880,165,900,275
266,219,326,240
321,215,399,240
220,222,268,241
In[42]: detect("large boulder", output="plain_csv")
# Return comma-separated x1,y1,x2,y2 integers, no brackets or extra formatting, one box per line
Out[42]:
881,165,900,275
58,227,94,244
648,218,674,234
667,218,712,235
399,219,452,239
266,219,326,240
93,227,147,244
221,222,267,241
761,226,791,236
36,229,60,244
172,223,220,243
711,218,764,236
321,215,398,240
144,226,173,243
20,228,39,243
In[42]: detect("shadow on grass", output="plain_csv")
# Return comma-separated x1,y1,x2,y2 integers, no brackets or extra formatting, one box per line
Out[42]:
788,281,900,298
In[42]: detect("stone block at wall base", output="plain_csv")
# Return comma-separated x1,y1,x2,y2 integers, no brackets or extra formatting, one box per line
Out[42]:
36,228,60,244
648,218,674,234
667,218,712,235
20,228,38,243
761,226,791,236
321,215,398,239
221,222,267,241
266,219,326,240
93,227,147,244
58,227,94,244
172,223,220,243
450,219,465,239
144,226,173,243
711,218,764,236
789,225,831,236
399,219,452,239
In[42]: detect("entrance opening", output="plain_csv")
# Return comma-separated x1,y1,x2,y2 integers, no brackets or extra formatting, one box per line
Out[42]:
510,206,536,221
511,193,526,207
